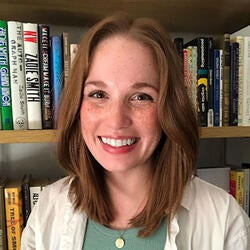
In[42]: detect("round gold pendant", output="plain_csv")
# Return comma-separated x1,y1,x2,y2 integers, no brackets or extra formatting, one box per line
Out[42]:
115,237,125,248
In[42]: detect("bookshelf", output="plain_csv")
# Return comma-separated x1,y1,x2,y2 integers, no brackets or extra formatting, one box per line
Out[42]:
0,127,250,144
0,0,250,34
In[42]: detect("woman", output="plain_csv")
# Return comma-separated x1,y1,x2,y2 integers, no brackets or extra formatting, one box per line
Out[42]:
21,13,249,249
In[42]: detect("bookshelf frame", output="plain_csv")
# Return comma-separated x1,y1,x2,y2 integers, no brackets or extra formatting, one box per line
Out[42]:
0,127,250,143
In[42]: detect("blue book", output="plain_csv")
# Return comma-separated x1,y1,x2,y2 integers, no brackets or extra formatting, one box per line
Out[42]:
50,35,63,127
213,49,221,126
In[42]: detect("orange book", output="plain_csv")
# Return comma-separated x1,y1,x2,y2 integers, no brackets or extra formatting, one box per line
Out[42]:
4,180,24,250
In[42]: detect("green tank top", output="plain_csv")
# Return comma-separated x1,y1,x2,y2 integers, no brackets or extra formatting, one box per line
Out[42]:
82,217,167,250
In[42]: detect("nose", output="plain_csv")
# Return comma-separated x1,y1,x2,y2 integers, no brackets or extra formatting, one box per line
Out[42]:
107,100,132,130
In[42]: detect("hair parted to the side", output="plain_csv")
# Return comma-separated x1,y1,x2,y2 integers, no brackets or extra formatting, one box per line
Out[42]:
57,13,199,237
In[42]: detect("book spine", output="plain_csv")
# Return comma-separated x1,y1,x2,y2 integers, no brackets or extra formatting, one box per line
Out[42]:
242,36,250,126
29,186,42,210
207,37,214,127
213,49,221,126
183,48,188,87
186,37,209,126
0,20,13,130
62,32,70,86
222,34,231,126
21,183,31,227
229,42,239,126
0,183,7,250
50,35,63,127
4,187,23,250
219,50,223,127
243,168,250,215
7,21,28,130
38,24,52,129
231,36,244,126
23,23,42,129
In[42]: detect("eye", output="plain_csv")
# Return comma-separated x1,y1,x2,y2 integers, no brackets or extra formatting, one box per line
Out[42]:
131,93,153,102
88,90,107,99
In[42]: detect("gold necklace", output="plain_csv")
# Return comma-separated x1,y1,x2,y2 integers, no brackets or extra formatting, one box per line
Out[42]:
115,227,128,248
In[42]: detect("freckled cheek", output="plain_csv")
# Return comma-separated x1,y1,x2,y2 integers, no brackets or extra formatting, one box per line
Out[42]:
136,108,161,131
80,102,100,131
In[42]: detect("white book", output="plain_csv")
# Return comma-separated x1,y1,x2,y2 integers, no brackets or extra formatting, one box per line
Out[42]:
231,25,250,37
29,185,42,210
7,21,28,130
23,23,42,129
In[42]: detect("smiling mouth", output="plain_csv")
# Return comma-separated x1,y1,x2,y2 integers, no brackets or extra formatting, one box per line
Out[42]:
99,137,138,147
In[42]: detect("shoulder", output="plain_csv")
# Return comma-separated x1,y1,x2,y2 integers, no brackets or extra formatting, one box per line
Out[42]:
182,177,250,248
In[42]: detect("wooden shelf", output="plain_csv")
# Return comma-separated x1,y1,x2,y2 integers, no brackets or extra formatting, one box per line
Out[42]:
0,127,250,143
200,127,250,138
0,130,57,144
0,0,250,34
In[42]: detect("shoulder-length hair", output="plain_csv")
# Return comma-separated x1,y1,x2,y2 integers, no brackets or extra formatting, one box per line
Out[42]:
57,13,199,237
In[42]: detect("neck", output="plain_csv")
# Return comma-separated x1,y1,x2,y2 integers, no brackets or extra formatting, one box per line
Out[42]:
105,166,152,229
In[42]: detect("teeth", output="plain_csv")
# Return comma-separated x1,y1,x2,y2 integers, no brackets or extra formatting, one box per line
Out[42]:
100,137,136,147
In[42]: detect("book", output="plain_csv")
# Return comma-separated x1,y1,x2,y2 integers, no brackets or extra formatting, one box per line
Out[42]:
21,174,31,227
0,178,7,250
0,20,13,130
242,163,250,216
50,35,63,127
185,37,209,126
221,34,231,126
229,42,239,126
207,37,214,127
38,24,53,129
23,23,42,129
7,21,28,130
213,49,223,127
29,178,50,210
62,32,70,86
230,169,244,208
4,180,24,250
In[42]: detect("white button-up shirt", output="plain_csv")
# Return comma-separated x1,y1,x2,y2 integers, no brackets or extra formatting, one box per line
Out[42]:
21,177,250,250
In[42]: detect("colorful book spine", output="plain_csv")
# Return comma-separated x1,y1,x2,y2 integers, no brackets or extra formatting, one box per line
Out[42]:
0,178,7,250
7,21,28,130
185,37,209,126
230,169,244,208
38,24,52,129
229,42,239,126
0,20,13,130
50,35,63,127
4,185,23,250
23,23,42,129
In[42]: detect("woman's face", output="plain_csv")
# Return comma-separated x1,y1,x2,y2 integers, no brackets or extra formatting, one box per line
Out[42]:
80,35,162,174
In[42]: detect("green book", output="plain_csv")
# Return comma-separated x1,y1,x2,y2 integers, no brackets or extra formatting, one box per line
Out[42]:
0,20,13,130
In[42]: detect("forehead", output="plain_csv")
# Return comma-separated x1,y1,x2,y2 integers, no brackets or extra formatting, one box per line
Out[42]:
87,35,159,82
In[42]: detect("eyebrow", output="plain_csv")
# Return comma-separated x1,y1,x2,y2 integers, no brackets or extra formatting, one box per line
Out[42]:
84,81,159,91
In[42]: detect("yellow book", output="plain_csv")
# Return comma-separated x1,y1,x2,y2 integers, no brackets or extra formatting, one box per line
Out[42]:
230,169,244,208
4,180,23,250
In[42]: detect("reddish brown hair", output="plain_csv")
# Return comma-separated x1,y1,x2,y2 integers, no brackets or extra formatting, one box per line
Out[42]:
57,13,199,237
